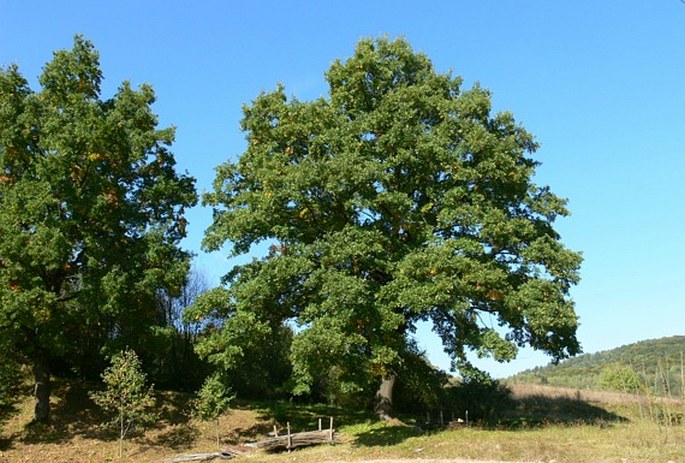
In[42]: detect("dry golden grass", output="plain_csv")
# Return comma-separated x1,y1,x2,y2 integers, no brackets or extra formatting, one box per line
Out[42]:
508,382,641,403
1,379,685,463
508,382,684,405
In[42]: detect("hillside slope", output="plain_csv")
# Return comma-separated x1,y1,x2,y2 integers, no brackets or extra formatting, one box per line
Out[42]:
509,335,685,394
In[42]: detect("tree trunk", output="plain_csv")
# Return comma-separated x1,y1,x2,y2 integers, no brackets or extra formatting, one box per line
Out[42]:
374,373,396,421
32,352,51,423
215,418,221,449
120,408,125,457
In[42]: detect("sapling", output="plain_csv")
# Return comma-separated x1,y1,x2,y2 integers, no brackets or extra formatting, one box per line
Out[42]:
90,349,157,457
193,373,235,448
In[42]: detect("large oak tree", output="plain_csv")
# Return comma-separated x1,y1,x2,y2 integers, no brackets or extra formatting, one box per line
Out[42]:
0,37,197,422
192,37,582,417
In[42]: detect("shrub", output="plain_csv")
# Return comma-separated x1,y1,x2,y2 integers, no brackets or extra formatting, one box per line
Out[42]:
599,363,644,393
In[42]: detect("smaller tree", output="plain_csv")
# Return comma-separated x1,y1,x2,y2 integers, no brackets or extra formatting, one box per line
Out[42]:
90,349,157,458
193,373,235,448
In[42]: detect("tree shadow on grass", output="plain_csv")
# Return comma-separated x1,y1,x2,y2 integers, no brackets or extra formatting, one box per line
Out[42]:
149,423,200,450
251,400,372,434
0,401,20,451
18,380,112,445
501,393,628,429
226,415,274,443
440,380,630,430
17,379,196,446
353,388,629,448
353,423,423,447
0,436,12,452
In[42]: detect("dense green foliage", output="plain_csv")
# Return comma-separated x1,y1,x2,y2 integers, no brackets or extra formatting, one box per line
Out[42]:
190,37,582,413
599,363,644,393
188,286,294,398
391,347,449,413
511,335,685,396
0,36,197,420
89,349,157,457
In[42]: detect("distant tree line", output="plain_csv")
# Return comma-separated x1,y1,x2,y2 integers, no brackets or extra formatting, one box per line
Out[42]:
510,336,685,397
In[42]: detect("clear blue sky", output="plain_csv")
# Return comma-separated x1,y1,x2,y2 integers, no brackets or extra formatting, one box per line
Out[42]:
2,0,684,377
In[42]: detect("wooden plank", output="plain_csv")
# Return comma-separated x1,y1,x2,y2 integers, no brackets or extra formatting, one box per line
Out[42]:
251,429,338,452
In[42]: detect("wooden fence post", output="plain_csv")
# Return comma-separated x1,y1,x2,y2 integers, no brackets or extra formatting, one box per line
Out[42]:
287,422,291,452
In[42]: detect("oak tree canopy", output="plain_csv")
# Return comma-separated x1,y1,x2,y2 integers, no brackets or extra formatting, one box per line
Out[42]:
0,36,197,422
192,37,583,417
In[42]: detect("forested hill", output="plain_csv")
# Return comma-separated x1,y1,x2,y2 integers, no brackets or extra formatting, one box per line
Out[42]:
509,336,685,395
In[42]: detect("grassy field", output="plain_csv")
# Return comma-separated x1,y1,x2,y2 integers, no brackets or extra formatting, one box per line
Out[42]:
1,380,684,463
